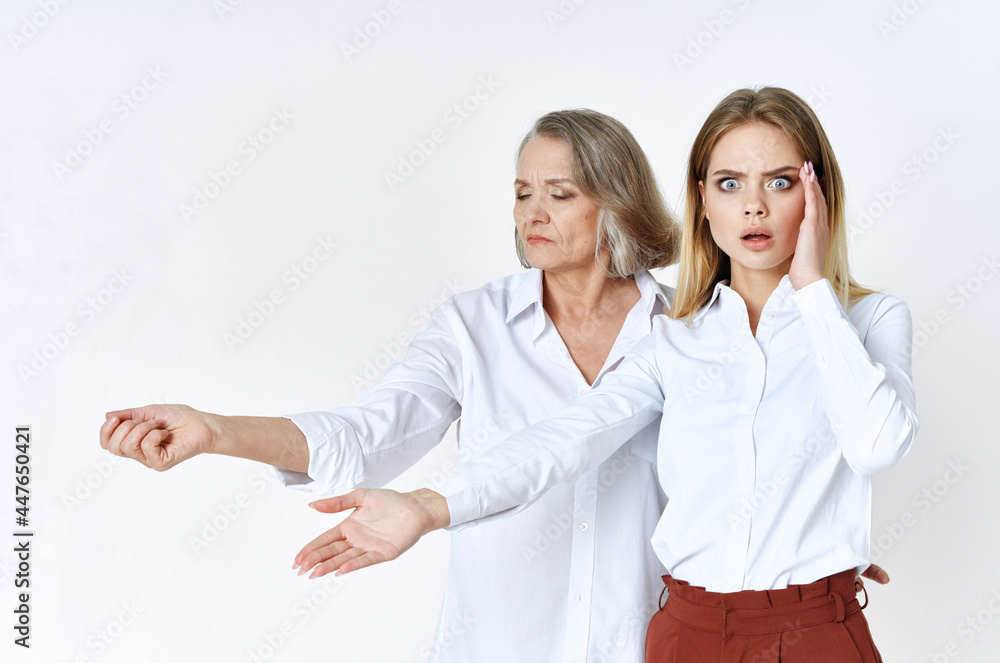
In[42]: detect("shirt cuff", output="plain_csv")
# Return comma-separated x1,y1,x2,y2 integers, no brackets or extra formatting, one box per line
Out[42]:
270,412,364,495
791,278,842,320
433,473,481,531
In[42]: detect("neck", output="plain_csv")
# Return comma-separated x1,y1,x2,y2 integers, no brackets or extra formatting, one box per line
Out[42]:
729,261,789,334
541,265,635,321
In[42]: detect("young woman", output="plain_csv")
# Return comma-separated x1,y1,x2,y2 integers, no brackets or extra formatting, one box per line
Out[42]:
294,87,917,662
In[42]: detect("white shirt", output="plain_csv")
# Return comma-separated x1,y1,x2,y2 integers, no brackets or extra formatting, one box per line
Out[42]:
275,268,672,663
440,276,918,593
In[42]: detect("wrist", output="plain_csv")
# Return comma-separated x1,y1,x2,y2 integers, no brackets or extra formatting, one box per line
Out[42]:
409,488,451,532
791,272,824,290
203,411,226,455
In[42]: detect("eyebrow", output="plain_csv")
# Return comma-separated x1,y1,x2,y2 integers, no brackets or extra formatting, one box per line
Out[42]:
513,177,575,186
709,166,799,178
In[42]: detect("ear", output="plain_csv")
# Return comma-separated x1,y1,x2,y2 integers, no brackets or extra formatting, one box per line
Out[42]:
697,181,708,220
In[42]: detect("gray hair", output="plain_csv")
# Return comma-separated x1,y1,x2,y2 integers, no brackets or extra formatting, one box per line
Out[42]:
514,109,680,279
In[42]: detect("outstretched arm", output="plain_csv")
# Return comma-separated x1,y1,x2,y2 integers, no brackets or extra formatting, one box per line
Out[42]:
100,404,308,472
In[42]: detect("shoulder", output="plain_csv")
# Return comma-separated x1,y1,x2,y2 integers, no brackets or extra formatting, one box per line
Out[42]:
446,272,525,311
847,291,912,341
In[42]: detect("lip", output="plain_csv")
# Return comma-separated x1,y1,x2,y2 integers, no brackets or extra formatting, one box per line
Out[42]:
525,234,554,246
740,226,773,250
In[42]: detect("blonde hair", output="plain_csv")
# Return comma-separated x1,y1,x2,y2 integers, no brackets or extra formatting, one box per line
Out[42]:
514,109,680,279
671,87,874,321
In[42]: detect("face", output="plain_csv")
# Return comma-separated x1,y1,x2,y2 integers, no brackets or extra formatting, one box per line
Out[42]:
699,122,807,281
514,136,604,275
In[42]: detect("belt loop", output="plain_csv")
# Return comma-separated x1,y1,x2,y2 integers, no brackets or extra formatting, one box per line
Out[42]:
831,591,845,623
658,583,669,611
721,608,729,641
855,580,869,610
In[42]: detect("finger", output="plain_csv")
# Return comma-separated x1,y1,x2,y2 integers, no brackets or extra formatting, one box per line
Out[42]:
312,546,372,578
863,563,890,585
119,420,167,465
294,526,348,568
337,550,389,576
106,419,144,458
139,428,173,471
106,406,153,423
307,547,368,579
309,491,364,514
99,416,121,449
295,540,353,575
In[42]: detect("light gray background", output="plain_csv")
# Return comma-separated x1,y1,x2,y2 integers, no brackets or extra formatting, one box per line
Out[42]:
2,1,998,661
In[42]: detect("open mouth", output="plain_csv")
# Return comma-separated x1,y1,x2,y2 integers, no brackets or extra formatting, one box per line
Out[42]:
740,228,773,249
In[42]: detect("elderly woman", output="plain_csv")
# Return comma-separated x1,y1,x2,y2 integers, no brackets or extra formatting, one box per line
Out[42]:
101,109,681,662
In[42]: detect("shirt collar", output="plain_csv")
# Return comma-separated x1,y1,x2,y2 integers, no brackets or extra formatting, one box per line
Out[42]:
506,269,667,323
692,274,796,323
506,268,544,324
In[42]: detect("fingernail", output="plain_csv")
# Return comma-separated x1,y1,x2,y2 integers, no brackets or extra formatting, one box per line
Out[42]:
810,172,817,183
291,562,299,571
297,567,307,576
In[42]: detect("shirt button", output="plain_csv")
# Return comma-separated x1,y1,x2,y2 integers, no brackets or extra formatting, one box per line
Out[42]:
743,463,751,471
579,522,589,531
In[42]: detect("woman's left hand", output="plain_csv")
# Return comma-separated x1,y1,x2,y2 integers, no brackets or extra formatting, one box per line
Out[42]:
788,160,830,290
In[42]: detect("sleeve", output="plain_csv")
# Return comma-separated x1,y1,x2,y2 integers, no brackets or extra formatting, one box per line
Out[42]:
274,305,464,495
437,332,667,528
793,279,919,476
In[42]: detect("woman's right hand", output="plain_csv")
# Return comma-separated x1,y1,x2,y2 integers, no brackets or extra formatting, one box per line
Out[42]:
293,488,451,577
99,404,217,471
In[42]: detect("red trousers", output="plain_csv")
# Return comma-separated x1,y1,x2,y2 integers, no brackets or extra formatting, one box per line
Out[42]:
645,570,882,663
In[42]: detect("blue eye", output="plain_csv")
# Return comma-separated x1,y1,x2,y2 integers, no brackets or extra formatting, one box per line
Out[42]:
771,177,792,190
719,178,739,191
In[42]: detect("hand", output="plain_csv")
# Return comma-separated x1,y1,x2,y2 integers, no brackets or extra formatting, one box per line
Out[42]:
100,404,217,471
788,160,829,290
858,563,890,589
293,488,450,578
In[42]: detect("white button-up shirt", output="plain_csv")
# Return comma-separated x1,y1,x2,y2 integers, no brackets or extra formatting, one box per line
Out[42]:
275,268,672,662
440,276,918,593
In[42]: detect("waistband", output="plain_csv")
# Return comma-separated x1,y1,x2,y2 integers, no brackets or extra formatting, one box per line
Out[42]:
659,570,861,637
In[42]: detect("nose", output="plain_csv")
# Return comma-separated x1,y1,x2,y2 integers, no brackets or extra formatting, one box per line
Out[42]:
523,197,549,224
743,191,767,217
